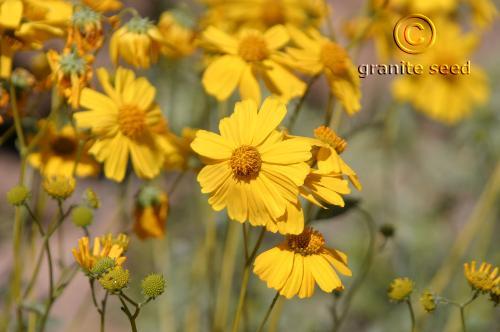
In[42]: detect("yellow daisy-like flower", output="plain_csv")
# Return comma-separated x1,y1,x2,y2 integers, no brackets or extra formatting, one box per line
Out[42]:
28,120,99,177
110,16,165,69
286,26,361,115
82,0,122,13
464,261,499,293
388,277,414,301
74,67,170,182
133,186,169,239
392,20,489,124
157,12,196,59
201,25,305,104
72,234,128,272
191,97,311,234
253,227,352,298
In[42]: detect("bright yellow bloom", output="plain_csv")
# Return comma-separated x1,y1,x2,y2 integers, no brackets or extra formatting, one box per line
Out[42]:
254,227,352,298
191,97,311,234
392,21,489,124
72,234,128,272
201,25,305,104
82,0,122,12
74,67,171,182
464,261,499,293
286,26,361,115
110,16,165,68
388,277,414,301
47,48,94,108
28,120,99,177
134,186,169,239
157,12,196,59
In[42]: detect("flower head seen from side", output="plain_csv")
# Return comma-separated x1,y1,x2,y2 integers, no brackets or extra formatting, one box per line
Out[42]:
27,120,100,178
464,261,499,293
286,26,361,115
110,16,165,68
72,234,128,273
74,67,170,182
134,186,169,239
157,12,196,59
68,5,104,53
388,277,414,301
191,97,311,234
253,227,352,298
201,25,305,104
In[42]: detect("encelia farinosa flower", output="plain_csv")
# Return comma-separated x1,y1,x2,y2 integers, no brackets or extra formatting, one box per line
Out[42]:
43,175,76,200
388,277,414,302
141,273,166,299
464,261,499,293
90,256,116,278
253,227,352,299
99,266,129,292
7,185,30,206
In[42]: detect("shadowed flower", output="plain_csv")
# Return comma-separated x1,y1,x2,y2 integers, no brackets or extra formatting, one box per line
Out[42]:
134,186,169,239
157,12,196,59
191,97,311,234
253,227,352,298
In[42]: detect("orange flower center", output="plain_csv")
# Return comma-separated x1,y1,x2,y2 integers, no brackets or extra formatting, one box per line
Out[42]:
261,0,285,26
287,227,325,255
314,126,347,154
51,136,77,156
320,42,348,76
230,145,262,180
118,105,146,139
238,35,269,62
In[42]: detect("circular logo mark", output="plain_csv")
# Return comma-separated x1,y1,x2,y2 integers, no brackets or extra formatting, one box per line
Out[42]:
393,14,436,54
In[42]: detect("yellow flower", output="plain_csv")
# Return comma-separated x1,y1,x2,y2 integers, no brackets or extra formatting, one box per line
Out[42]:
420,290,437,312
133,186,169,239
82,0,122,12
157,12,196,59
42,175,75,200
286,26,361,115
466,0,498,28
392,20,488,124
72,234,128,272
201,25,305,104
464,261,499,293
163,127,198,171
388,277,414,301
253,227,352,298
47,48,94,108
110,16,165,68
28,120,100,177
67,5,104,52
191,97,311,234
74,67,171,182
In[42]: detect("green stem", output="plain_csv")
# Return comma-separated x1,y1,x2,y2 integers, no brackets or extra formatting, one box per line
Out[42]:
119,296,138,332
288,75,319,131
257,292,280,332
406,299,416,332
100,292,109,332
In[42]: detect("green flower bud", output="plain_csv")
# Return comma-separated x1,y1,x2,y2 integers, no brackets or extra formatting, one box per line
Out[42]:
7,185,30,206
98,267,129,292
90,257,116,278
141,273,166,299
84,188,100,209
420,290,437,312
43,176,75,200
71,206,93,227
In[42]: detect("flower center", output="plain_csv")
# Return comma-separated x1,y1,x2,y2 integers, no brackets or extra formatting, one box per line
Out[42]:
320,42,348,76
230,145,262,180
314,126,347,154
238,35,269,62
287,227,325,255
51,136,77,156
261,0,285,26
118,105,146,139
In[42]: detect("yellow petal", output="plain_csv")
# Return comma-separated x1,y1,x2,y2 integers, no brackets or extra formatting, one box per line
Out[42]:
264,25,289,50
191,130,233,160
307,254,342,292
202,55,246,101
252,97,286,145
239,65,261,104
280,254,304,299
0,0,23,29
260,138,311,164
202,26,238,54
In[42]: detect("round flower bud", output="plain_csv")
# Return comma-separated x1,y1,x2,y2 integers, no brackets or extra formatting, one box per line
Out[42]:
388,277,414,302
98,267,129,292
7,185,30,206
419,291,437,312
90,257,116,278
141,273,165,299
71,206,93,227
84,188,100,209
43,176,75,200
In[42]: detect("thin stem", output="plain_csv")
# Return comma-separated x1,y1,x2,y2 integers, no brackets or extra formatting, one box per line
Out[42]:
119,296,138,332
242,224,249,262
167,172,185,196
10,84,26,149
406,299,416,332
458,291,480,332
100,291,109,332
288,75,319,131
257,292,280,332
0,125,15,146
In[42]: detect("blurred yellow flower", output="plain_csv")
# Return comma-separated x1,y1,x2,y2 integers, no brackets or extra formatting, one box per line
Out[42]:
110,16,165,68
28,120,99,177
67,5,104,52
464,261,499,293
286,26,361,115
253,227,352,298
72,234,128,272
74,67,171,182
191,98,311,234
134,186,169,239
157,12,196,59
420,290,437,312
42,175,75,200
388,277,414,301
82,0,122,12
201,25,305,104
